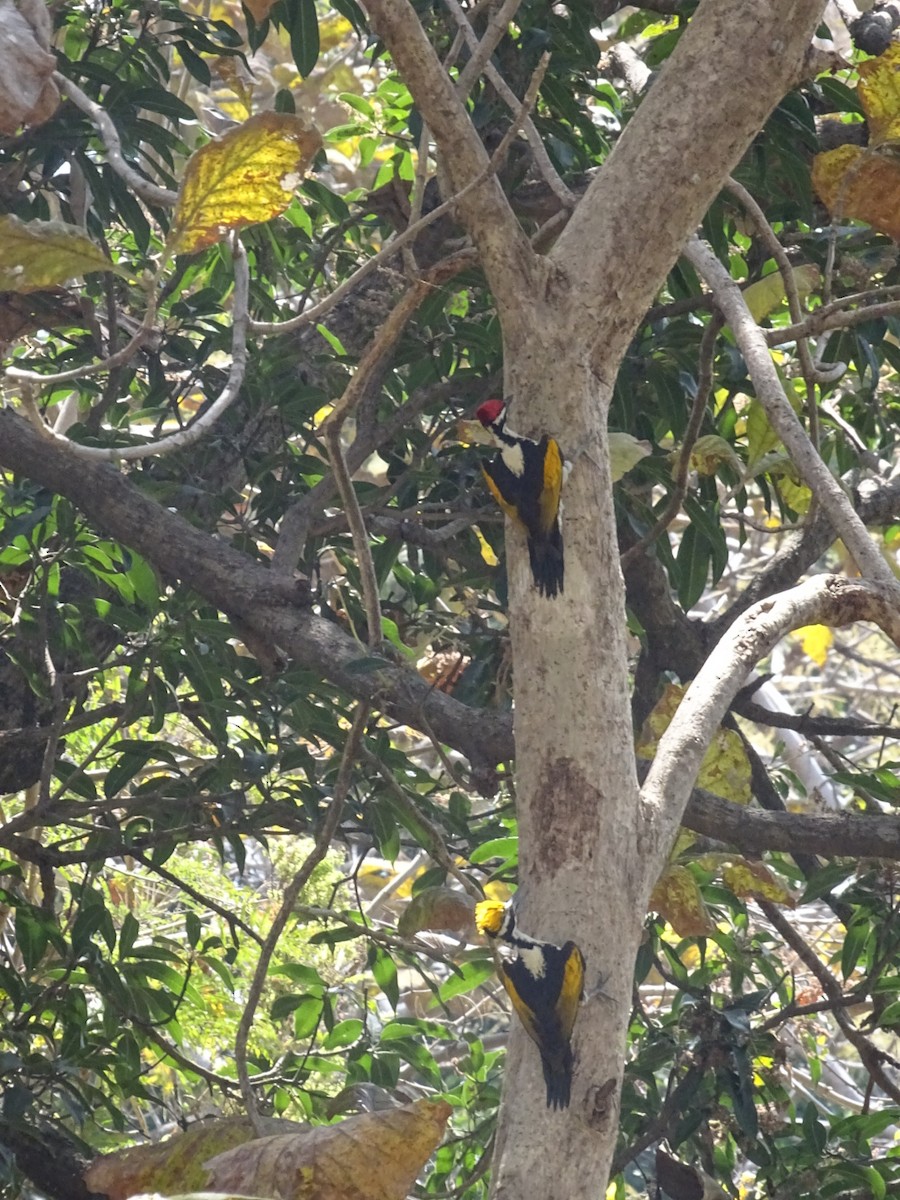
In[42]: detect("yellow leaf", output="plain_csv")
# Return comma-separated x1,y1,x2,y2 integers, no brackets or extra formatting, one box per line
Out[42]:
774,471,812,515
168,113,322,255
792,623,832,667
0,215,128,292
637,683,752,805
812,144,900,241
743,264,820,322
475,526,500,566
745,399,781,469
609,431,652,480
812,47,900,238
650,865,716,937
723,859,795,906
206,1099,452,1200
858,44,900,146
687,434,742,477
84,1115,303,1200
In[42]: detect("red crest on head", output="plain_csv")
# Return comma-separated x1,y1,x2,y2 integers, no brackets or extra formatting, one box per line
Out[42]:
476,398,505,426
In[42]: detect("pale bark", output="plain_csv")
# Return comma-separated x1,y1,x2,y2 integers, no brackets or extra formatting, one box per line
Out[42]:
552,0,830,379
641,576,900,857
294,1,835,1196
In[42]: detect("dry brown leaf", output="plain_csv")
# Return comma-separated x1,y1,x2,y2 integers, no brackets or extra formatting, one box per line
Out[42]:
0,0,59,133
812,144,900,241
397,886,474,936
205,1099,452,1200
813,45,900,237
84,1116,304,1200
168,113,322,255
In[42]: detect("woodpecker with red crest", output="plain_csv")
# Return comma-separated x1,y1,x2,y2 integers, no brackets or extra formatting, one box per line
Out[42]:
475,399,565,599
475,899,585,1110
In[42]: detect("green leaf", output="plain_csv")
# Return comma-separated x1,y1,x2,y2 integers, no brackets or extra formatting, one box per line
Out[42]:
370,947,399,1008
288,0,320,77
436,958,495,1003
322,1018,363,1049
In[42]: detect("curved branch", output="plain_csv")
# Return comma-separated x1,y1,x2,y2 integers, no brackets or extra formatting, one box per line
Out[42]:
641,574,900,861
9,237,250,463
685,235,900,599
56,73,177,208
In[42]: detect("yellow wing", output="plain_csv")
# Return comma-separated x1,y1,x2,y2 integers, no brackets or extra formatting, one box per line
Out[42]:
499,967,543,1049
538,438,563,538
555,944,585,1041
481,464,520,525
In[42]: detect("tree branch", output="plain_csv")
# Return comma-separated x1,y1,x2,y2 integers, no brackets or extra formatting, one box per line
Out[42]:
234,703,369,1132
641,575,900,865
359,0,538,312
685,235,900,599
9,237,250,463
0,407,510,774
550,0,829,365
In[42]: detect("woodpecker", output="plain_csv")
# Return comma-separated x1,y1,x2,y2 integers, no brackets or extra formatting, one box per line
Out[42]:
474,899,585,1110
475,399,565,599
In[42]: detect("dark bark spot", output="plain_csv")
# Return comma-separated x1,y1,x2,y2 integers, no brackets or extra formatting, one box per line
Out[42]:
533,756,604,876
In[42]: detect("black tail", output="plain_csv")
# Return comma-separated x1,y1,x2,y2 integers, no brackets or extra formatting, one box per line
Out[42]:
527,522,564,599
540,1041,574,1110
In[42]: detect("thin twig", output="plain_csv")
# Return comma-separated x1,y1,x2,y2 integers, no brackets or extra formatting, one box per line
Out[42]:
724,178,835,467
759,900,900,1105
129,852,264,946
234,702,370,1134
488,52,551,172
360,745,483,902
444,0,576,208
6,282,160,387
54,73,177,207
249,126,520,340
620,313,721,569
324,282,430,647
14,237,250,463
768,294,900,347
455,0,523,97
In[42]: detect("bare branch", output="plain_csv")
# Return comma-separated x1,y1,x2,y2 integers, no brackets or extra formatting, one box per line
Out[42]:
324,281,430,647
620,313,721,569
684,235,900,599
234,703,370,1133
9,237,250,463
54,73,177,207
5,282,159,387
641,575,900,862
684,786,900,860
759,900,900,1106
443,0,576,208
455,0,522,96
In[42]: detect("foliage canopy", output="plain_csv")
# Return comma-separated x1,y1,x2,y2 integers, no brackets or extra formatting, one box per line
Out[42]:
3,2,900,1199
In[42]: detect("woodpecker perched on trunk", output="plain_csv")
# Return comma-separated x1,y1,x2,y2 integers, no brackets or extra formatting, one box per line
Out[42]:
475,899,585,1110
475,399,565,599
